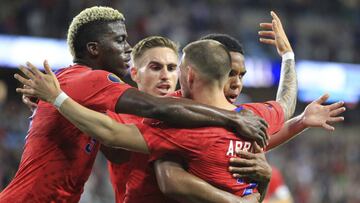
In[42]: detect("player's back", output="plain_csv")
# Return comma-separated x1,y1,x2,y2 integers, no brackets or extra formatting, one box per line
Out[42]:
144,126,258,197
0,65,130,203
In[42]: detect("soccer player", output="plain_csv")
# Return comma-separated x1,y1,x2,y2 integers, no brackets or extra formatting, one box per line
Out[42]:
0,6,269,203
263,166,293,203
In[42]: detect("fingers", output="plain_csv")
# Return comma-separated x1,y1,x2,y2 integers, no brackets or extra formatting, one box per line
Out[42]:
327,116,344,123
16,87,35,95
252,142,263,153
258,131,267,147
329,107,346,116
258,31,275,38
19,65,36,80
26,62,43,79
259,23,272,29
259,38,276,45
233,150,256,160
229,158,256,167
14,73,33,86
322,123,335,131
229,166,256,174
315,93,330,104
270,11,280,22
260,118,268,128
328,101,345,111
43,60,54,76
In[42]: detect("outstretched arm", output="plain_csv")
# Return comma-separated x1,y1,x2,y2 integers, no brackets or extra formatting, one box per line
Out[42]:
14,62,148,153
15,61,269,147
259,11,297,120
266,94,345,150
155,157,260,203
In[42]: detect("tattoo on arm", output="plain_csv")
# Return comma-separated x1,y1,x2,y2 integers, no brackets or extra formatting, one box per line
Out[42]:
276,59,297,121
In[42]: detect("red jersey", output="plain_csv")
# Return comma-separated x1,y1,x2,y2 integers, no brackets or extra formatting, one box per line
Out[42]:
141,101,284,197
264,166,291,202
0,65,132,203
107,112,172,203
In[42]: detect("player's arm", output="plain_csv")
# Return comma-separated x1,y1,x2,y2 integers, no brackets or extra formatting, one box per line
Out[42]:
266,94,345,150
259,11,296,120
15,61,269,148
154,157,260,203
14,63,149,153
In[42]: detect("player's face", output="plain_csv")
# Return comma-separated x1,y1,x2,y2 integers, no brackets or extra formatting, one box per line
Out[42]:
98,21,132,77
224,52,246,104
132,47,178,96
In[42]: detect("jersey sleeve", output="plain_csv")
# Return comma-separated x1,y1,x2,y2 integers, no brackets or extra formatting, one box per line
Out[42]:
69,70,133,113
241,101,284,135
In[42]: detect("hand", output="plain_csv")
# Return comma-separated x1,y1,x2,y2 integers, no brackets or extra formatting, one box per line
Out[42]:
229,142,272,183
232,109,269,148
301,93,345,131
259,11,293,56
236,193,260,203
22,85,38,112
14,60,62,104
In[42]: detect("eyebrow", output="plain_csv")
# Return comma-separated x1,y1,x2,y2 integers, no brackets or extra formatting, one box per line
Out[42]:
148,61,177,67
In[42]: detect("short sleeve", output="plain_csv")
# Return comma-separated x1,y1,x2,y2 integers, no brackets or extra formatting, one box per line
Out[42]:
241,101,284,135
68,70,133,113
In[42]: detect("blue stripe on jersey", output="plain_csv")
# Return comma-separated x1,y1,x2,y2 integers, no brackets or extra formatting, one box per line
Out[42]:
234,106,244,112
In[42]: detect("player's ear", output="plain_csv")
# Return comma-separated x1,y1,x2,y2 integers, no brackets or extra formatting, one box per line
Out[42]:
187,66,195,89
86,42,99,57
130,67,139,82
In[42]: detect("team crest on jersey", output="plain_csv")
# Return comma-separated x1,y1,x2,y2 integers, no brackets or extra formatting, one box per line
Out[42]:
107,73,123,83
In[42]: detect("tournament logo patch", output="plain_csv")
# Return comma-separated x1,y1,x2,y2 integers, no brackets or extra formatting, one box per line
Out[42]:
107,73,122,83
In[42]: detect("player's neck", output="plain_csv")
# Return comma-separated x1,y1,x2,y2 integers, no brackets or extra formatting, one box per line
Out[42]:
191,87,236,111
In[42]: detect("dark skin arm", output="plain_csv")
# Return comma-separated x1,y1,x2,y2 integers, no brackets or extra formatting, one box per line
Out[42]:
229,143,271,202
155,156,261,203
16,61,269,148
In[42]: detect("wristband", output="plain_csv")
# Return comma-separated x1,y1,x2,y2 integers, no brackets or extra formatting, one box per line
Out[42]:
53,92,69,109
282,52,295,61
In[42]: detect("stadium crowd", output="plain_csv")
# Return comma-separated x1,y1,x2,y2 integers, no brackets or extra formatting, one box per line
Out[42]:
0,0,359,63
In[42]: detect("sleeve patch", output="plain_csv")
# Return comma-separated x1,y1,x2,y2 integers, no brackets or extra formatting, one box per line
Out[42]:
107,73,123,83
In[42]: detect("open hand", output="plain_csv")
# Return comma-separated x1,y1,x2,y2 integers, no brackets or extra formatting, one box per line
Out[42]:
302,93,345,131
14,60,61,104
259,11,293,56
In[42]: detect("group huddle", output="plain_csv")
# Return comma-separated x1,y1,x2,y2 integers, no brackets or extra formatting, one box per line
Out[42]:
0,6,345,203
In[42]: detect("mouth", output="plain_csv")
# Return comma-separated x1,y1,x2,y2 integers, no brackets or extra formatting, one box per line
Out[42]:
227,93,239,104
156,83,172,95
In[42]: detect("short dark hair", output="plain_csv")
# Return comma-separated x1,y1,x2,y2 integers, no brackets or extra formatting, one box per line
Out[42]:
200,33,244,55
183,39,232,82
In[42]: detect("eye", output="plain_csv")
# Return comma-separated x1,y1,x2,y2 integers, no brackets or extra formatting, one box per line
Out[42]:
229,70,237,77
150,65,162,71
168,65,177,72
117,36,125,43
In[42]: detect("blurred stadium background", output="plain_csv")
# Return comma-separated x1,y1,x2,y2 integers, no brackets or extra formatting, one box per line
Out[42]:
0,0,359,202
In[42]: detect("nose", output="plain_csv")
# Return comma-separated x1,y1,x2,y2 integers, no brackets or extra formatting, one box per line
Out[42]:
160,67,170,80
230,77,241,90
124,41,132,54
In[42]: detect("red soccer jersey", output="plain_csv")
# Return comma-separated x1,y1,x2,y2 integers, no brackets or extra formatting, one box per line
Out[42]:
141,101,284,197
107,111,172,203
0,65,132,203
264,166,290,202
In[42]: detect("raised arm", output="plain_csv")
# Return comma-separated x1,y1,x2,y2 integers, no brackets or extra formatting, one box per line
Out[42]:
266,94,345,150
154,156,260,203
15,61,269,147
259,11,297,120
